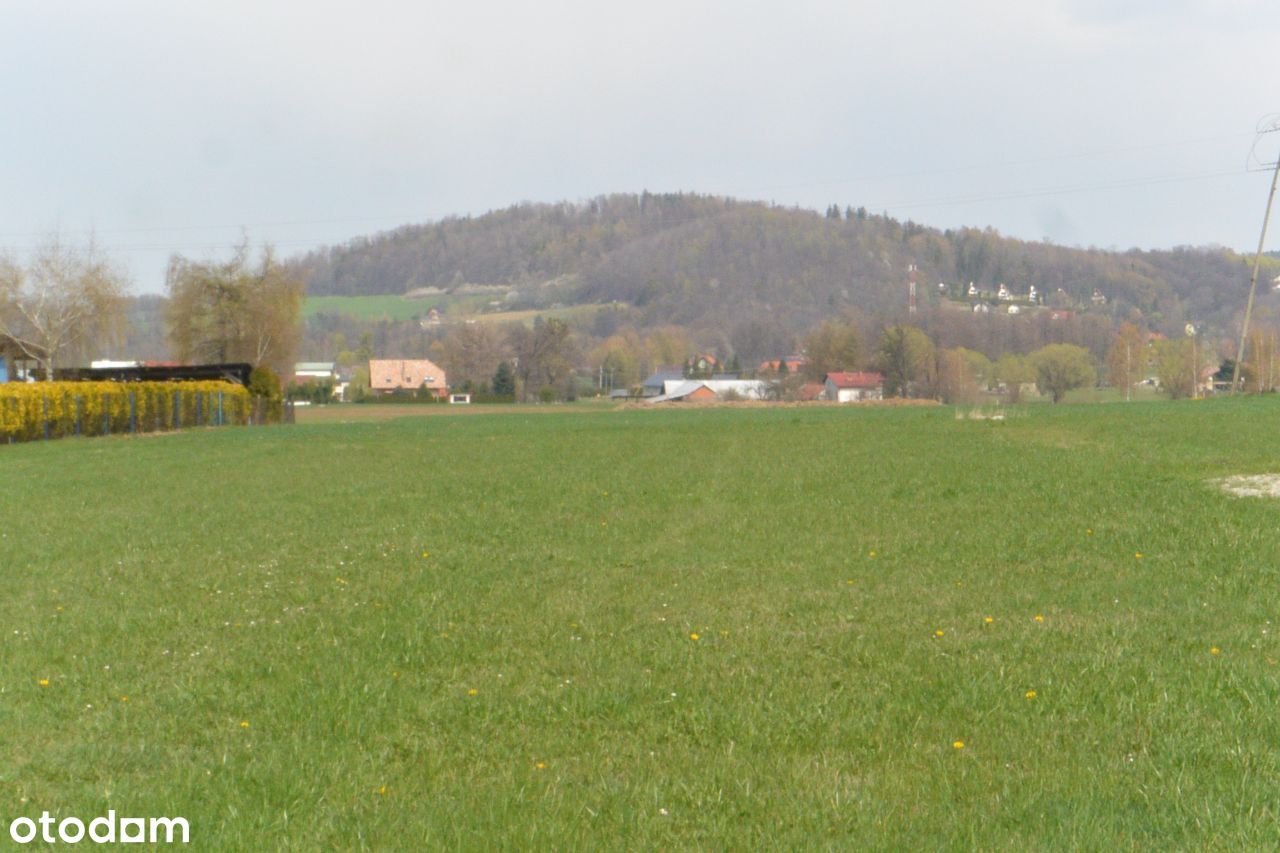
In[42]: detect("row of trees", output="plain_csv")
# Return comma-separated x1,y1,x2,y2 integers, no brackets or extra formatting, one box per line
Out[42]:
0,237,304,387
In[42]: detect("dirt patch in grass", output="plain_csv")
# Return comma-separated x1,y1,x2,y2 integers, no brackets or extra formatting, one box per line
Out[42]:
1218,474,1280,497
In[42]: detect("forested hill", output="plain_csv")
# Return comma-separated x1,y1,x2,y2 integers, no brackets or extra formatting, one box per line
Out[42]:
289,193,1277,337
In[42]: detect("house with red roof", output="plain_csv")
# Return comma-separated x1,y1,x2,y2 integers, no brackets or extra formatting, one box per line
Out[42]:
369,359,448,397
758,356,807,375
824,371,884,403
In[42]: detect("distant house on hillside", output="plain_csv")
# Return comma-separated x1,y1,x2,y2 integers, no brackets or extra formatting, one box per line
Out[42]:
824,372,884,402
684,354,720,376
758,356,807,375
369,359,448,397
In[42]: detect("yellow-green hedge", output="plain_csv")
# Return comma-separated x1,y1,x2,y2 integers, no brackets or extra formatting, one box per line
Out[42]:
0,381,259,443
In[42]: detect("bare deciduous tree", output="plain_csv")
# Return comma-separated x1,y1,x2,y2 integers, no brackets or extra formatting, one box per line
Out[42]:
0,237,127,381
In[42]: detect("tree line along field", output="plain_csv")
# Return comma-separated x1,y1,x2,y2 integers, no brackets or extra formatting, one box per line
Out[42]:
1,399,1279,847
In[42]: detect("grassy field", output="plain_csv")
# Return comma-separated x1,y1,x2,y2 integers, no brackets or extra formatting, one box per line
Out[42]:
302,294,482,322
303,294,607,327
2,398,1280,847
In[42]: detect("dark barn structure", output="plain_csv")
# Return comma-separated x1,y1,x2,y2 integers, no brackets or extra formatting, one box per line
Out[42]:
51,363,253,386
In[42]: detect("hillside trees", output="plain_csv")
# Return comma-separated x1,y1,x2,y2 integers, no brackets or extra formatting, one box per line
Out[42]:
1106,322,1148,401
643,326,693,370
937,348,981,404
1151,338,1210,399
954,348,993,389
992,353,1035,402
1242,327,1280,393
440,322,509,389
491,361,516,396
801,318,861,381
1028,344,1096,403
165,243,303,376
877,325,936,398
509,317,578,400
0,237,127,380
590,330,645,390
284,193,1268,346
729,317,793,368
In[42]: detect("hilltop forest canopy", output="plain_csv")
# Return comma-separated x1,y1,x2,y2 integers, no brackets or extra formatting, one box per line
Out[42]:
288,192,1279,344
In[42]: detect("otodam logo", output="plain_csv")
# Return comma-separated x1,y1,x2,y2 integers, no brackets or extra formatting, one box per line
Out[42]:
8,811,189,845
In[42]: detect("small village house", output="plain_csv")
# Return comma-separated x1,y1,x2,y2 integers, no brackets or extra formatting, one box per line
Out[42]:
758,356,807,375
369,358,448,397
684,354,720,376
824,372,884,402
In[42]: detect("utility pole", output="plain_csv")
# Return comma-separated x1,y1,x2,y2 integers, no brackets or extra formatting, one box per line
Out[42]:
1232,123,1280,393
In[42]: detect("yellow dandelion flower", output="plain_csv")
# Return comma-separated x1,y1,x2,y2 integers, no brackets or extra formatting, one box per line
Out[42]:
689,632,700,641
952,740,965,749
984,616,994,624
535,761,547,770
377,785,388,795
37,678,49,687
239,720,250,729
934,630,945,637
846,579,854,585
421,551,429,559
1134,552,1143,559
467,688,478,696
120,696,128,703
868,550,876,557
1210,646,1221,655
1025,690,1037,699
1034,614,1045,622
1086,528,1093,535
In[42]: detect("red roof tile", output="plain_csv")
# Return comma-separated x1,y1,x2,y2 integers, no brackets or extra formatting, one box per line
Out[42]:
369,359,447,392
824,372,883,388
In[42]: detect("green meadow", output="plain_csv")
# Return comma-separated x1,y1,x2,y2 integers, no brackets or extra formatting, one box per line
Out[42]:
302,294,607,326
2,399,1279,848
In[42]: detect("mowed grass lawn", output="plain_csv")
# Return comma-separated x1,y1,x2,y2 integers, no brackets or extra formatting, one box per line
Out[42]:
2,399,1279,848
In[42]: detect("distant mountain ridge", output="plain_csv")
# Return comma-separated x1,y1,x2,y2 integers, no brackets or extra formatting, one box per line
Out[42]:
288,192,1280,338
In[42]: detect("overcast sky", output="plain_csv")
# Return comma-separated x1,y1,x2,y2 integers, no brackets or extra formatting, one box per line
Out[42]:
1,0,1277,293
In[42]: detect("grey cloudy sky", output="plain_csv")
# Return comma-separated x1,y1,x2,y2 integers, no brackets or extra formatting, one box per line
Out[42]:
1,0,1277,293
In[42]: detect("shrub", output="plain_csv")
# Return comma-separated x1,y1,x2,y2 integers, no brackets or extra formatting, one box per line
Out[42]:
0,381,258,444
248,367,284,421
